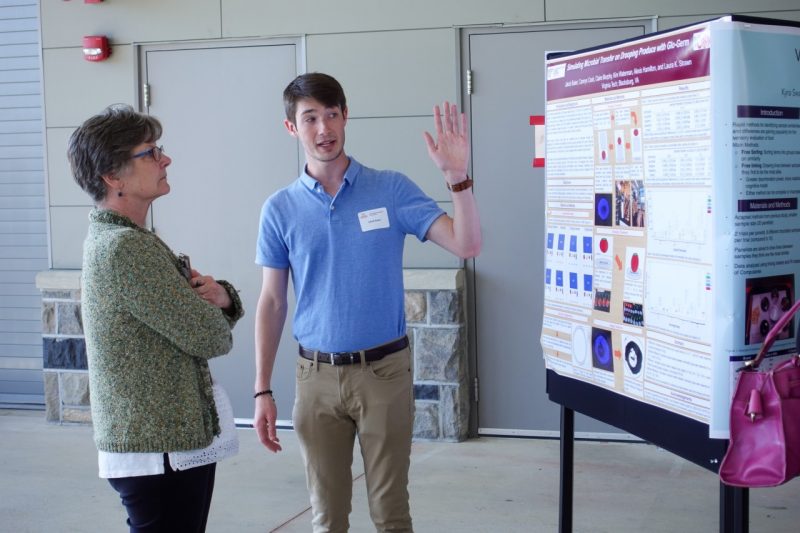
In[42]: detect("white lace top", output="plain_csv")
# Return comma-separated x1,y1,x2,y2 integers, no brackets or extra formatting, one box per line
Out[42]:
98,382,239,478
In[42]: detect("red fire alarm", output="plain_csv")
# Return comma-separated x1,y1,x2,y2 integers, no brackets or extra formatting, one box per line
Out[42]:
82,36,110,61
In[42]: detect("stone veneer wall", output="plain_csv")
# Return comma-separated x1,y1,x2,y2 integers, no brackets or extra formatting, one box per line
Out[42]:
404,269,469,442
35,268,470,441
35,270,90,423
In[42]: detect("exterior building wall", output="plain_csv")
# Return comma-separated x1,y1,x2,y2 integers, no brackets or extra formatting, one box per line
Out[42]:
37,269,472,441
34,1,800,436
39,1,800,269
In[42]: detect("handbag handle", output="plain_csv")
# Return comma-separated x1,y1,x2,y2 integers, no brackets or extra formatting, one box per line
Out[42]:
747,297,800,369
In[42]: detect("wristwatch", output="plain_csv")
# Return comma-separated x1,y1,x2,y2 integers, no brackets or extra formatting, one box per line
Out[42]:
446,176,473,192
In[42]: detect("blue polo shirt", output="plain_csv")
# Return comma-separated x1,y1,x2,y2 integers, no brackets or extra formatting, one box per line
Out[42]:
256,157,444,352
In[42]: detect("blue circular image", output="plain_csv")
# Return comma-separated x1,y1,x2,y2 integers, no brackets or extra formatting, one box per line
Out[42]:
597,197,610,221
594,335,610,365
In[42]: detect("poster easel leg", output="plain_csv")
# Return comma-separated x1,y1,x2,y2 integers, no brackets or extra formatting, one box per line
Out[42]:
559,406,574,533
720,482,749,533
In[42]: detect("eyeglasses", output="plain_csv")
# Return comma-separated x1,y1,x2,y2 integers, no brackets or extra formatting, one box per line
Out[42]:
131,145,165,162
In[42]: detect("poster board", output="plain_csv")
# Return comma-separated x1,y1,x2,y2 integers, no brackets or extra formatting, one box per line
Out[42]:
541,15,800,439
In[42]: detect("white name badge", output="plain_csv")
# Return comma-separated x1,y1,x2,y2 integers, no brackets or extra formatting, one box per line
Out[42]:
358,207,390,232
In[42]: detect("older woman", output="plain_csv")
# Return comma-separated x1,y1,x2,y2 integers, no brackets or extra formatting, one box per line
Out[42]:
68,104,243,532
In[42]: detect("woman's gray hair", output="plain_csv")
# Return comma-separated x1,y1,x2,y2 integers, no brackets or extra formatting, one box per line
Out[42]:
67,104,162,202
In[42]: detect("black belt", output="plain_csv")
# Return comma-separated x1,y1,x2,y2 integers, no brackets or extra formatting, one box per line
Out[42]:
298,336,409,365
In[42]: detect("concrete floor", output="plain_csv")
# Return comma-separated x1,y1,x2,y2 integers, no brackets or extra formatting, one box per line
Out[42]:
1,409,797,532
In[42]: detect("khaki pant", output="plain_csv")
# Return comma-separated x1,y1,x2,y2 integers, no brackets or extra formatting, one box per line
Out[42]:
293,345,414,533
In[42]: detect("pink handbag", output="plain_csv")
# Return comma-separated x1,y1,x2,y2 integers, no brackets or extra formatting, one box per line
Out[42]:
719,298,800,488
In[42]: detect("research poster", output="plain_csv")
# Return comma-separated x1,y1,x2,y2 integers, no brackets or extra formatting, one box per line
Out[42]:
541,17,800,437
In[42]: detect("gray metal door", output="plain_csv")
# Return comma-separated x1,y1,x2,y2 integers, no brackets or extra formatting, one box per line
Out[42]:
0,1,46,408
464,22,649,435
141,41,300,423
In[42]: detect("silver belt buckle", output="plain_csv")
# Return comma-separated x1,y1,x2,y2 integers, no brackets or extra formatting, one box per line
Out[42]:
328,352,346,365
330,352,357,365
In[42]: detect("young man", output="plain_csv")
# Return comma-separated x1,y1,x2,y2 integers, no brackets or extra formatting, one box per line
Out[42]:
253,72,481,532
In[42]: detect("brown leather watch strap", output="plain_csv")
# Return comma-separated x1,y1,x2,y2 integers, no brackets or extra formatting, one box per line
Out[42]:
446,177,473,192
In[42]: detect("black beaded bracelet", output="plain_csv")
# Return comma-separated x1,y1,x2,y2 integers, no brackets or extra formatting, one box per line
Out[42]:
254,389,274,399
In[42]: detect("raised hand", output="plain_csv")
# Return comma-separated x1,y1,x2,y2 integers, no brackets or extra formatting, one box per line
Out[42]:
423,101,469,183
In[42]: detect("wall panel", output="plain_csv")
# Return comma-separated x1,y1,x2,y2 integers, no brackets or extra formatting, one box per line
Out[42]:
546,0,800,22
658,10,800,31
46,128,86,208
49,206,92,269
222,0,544,37
43,46,135,128
41,0,221,48
307,29,456,118
346,116,445,202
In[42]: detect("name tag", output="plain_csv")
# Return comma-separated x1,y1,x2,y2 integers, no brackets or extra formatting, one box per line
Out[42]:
358,207,390,232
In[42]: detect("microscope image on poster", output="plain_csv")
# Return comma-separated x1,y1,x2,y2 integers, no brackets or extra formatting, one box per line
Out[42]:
571,325,592,370
594,193,613,227
621,334,645,398
622,335,644,379
594,289,611,313
744,274,795,346
591,327,614,372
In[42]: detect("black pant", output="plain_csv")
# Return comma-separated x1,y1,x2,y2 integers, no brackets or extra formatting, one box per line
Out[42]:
108,456,216,533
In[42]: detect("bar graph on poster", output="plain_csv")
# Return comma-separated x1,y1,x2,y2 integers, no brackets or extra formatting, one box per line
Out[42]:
540,17,800,437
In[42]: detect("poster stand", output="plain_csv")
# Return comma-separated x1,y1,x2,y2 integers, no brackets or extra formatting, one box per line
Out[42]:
540,16,800,531
547,370,748,533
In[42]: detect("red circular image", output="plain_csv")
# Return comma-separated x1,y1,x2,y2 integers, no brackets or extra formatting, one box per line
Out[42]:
599,238,609,253
631,253,639,272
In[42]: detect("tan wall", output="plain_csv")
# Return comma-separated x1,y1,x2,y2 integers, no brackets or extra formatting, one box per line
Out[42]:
40,0,800,268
